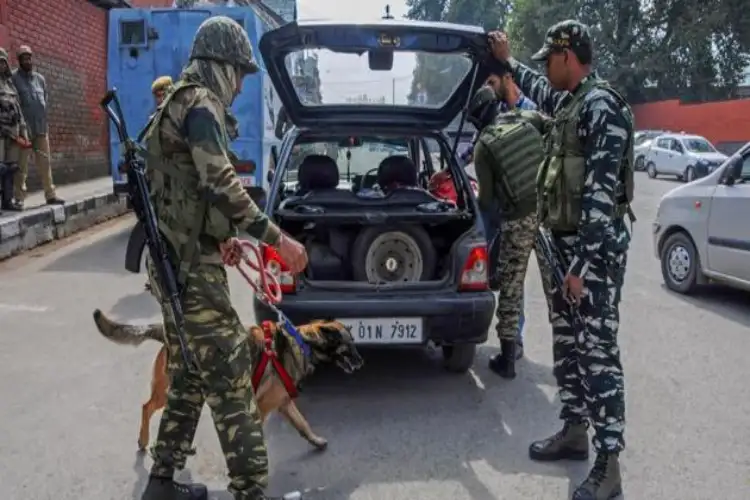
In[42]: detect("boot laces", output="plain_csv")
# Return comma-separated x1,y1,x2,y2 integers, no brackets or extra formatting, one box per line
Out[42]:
587,453,610,485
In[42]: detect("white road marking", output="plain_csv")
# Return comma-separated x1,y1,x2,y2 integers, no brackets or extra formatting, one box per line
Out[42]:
0,303,51,313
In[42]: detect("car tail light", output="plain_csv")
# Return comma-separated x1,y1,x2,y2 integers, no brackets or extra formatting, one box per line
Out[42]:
262,245,296,294
233,159,256,175
459,246,488,291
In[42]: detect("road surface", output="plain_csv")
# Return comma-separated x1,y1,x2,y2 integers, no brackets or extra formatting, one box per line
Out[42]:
1,174,748,500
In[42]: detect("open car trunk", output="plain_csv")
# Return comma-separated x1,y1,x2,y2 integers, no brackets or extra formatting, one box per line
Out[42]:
275,190,475,288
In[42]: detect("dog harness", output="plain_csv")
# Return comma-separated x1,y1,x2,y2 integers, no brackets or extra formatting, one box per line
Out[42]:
251,320,299,398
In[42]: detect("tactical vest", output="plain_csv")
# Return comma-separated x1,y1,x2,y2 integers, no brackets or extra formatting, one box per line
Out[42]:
538,78,635,232
475,110,545,219
142,80,235,285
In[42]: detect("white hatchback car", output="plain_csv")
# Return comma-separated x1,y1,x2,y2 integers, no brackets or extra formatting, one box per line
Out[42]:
653,142,750,294
644,133,727,182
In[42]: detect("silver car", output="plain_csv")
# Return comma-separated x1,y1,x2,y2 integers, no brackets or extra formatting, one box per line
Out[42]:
653,143,750,294
633,130,667,171
644,133,727,182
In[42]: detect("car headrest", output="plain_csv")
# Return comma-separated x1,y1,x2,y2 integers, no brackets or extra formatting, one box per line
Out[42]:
377,155,417,189
297,154,339,192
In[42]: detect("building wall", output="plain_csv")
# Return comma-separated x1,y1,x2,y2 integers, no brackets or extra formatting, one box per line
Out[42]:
633,98,750,154
0,0,110,189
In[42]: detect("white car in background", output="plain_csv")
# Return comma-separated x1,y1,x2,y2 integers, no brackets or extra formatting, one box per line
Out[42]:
644,133,727,182
633,130,668,171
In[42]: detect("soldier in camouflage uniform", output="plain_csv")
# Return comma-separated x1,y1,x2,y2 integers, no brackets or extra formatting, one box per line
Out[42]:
0,48,27,212
489,21,634,500
139,16,308,500
468,74,550,380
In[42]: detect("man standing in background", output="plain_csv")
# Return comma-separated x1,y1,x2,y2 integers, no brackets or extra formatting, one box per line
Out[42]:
12,45,64,208
0,47,27,213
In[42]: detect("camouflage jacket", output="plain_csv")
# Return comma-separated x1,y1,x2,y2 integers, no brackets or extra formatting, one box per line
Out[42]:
143,81,281,267
0,77,26,139
508,59,632,277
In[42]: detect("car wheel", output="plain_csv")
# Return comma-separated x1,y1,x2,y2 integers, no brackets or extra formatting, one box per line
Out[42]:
647,162,657,178
442,344,476,373
351,225,437,283
684,165,696,183
635,156,645,171
660,232,701,294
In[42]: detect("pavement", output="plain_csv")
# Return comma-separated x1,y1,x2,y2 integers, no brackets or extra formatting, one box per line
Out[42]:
0,176,128,261
1,173,749,500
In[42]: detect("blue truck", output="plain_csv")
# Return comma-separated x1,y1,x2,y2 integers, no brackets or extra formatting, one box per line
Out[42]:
106,4,290,194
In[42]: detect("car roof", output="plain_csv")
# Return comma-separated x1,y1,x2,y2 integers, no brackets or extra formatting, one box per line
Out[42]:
657,133,706,141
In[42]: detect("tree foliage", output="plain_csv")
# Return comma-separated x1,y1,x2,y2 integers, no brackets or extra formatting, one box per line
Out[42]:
407,0,750,104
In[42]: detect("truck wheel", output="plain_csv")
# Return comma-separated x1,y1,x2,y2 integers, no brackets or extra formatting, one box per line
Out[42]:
442,344,476,373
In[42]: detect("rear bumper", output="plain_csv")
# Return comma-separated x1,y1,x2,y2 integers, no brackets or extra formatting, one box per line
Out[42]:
253,289,495,345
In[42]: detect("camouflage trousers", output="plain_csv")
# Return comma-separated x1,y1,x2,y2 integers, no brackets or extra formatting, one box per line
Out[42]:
494,212,547,341
147,261,268,499
548,235,628,454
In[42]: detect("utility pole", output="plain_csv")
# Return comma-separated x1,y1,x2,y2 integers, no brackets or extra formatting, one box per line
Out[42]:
392,78,396,104
382,4,394,20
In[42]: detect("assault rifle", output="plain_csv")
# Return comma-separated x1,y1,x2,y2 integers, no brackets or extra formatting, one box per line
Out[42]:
100,89,198,371
535,226,586,326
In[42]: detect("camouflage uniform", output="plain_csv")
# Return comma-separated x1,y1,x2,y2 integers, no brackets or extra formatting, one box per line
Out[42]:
0,48,25,211
139,16,289,500
505,20,633,500
470,85,552,379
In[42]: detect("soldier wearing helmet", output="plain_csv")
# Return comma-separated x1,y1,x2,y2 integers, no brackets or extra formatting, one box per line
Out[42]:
138,16,307,500
468,65,552,380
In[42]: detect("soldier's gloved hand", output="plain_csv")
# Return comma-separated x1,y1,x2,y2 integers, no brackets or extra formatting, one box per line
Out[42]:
488,31,511,61
277,232,308,274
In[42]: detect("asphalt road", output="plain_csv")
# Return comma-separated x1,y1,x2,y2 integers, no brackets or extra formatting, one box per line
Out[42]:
1,173,748,500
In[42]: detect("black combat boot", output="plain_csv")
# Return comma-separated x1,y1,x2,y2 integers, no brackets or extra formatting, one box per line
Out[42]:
528,419,590,461
488,339,516,379
571,452,622,500
0,163,21,211
141,475,208,500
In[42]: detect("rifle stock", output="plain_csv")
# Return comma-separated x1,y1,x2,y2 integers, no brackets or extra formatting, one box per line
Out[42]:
101,88,198,372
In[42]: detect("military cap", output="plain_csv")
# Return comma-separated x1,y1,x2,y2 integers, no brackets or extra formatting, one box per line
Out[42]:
531,20,591,61
17,45,32,57
189,16,258,74
151,76,174,93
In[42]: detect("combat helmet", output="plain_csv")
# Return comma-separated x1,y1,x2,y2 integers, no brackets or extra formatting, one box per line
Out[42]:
189,16,259,74
467,86,499,128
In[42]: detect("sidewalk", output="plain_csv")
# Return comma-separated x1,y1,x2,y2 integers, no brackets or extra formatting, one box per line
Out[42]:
0,177,129,260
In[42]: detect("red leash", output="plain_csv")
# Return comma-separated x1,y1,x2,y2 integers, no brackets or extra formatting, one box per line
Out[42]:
221,240,299,397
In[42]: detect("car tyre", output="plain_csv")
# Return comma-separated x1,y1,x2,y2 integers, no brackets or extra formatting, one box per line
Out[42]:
646,161,657,178
442,344,476,373
634,155,645,171
684,165,695,183
351,225,437,282
660,231,701,294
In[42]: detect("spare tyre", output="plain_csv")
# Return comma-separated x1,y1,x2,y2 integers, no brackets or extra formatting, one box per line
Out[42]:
351,225,437,283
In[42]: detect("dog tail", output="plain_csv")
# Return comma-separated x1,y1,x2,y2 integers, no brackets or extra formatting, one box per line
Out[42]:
92,309,165,346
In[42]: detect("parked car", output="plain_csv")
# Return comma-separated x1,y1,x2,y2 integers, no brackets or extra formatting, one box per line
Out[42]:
633,129,668,171
253,20,495,373
653,142,750,294
644,133,727,182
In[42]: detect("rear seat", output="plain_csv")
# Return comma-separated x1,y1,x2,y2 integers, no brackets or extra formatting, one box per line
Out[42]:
376,155,418,192
296,154,340,195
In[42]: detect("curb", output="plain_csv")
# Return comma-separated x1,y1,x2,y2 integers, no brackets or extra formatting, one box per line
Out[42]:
0,192,129,261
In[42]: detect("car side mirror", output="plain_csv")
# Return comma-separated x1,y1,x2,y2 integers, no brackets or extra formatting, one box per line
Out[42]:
722,157,743,186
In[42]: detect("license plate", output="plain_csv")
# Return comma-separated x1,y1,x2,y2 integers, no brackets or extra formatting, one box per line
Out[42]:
239,176,255,187
340,318,423,344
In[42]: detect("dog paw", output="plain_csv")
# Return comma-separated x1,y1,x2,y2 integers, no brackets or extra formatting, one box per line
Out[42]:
310,437,328,451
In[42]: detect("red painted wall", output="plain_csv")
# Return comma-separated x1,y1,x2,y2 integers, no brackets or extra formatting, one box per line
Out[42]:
633,98,750,150
0,0,109,189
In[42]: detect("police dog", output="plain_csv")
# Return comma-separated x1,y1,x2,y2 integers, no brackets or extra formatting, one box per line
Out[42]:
91,309,363,452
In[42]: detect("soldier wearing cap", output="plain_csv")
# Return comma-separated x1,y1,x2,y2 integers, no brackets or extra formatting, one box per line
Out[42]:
488,20,635,500
0,47,26,212
137,16,307,500
11,45,64,208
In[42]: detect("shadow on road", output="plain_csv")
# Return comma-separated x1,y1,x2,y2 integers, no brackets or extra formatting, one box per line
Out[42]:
42,225,133,274
662,284,750,327
261,344,588,499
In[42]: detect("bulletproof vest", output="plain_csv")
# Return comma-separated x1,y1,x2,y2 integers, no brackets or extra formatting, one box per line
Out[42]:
0,78,22,136
475,110,545,216
538,77,635,232
142,80,235,284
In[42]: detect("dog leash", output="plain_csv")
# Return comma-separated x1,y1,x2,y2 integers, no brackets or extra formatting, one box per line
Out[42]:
222,239,311,358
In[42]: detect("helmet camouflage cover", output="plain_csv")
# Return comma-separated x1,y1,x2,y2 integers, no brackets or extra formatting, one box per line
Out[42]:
189,15,259,74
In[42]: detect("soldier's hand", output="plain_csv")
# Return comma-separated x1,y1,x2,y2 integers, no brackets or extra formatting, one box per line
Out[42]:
277,233,308,274
220,237,244,267
488,31,511,61
562,273,583,305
